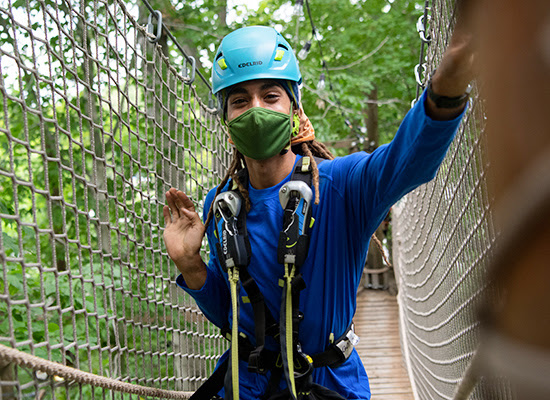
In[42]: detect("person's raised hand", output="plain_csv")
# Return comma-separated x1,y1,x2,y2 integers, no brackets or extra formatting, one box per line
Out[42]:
427,0,479,120
163,188,207,288
433,0,478,96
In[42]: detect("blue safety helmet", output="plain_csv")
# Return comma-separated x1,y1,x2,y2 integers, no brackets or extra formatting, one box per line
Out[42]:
212,26,302,98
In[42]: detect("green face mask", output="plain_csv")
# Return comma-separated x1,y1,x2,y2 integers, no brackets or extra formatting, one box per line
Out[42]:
228,107,292,160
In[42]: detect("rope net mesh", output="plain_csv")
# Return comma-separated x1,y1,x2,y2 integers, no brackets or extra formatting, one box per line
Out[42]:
0,0,230,398
393,1,513,399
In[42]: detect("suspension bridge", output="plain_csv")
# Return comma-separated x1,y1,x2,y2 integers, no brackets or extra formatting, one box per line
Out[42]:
0,0,533,399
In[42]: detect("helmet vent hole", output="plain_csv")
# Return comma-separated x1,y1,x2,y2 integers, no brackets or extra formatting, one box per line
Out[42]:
277,44,288,50
215,52,224,60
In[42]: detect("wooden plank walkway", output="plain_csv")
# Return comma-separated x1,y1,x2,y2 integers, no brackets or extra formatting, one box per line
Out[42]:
355,289,414,400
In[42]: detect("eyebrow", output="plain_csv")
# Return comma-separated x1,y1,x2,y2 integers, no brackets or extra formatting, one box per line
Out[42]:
228,81,283,98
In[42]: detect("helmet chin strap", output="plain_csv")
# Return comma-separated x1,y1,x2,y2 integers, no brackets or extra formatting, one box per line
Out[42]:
280,105,297,156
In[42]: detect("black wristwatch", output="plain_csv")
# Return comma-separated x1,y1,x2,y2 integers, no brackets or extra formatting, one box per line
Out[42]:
427,76,472,109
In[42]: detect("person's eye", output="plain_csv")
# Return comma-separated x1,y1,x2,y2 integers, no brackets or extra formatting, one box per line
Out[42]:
231,98,246,105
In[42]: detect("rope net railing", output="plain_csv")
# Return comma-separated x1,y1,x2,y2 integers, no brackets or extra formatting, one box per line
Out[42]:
392,1,513,399
0,0,230,398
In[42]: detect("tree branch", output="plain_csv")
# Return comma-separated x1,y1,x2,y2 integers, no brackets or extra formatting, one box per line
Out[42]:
326,36,389,71
302,82,356,114
302,82,404,112
163,21,224,40
321,103,335,119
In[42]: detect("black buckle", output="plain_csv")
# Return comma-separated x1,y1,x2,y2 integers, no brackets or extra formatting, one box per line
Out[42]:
294,343,313,379
248,348,267,374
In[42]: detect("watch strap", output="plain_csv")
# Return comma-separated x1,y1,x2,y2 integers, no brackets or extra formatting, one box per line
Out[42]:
427,78,471,109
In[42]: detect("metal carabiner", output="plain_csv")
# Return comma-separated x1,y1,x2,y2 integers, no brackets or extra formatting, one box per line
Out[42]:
213,191,249,269
279,180,313,237
278,181,314,266
146,10,163,43
182,56,196,85
279,181,312,211
214,191,242,227
414,63,427,88
207,90,220,113
416,14,432,44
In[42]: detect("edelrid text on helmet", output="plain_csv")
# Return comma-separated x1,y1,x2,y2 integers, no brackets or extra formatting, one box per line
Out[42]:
212,26,302,95
238,61,263,68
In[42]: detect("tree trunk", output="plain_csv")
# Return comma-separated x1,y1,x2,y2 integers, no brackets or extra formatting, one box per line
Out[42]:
362,86,395,290
218,0,228,27
78,3,111,256
44,119,66,271
365,86,384,273
367,226,385,272
365,86,379,153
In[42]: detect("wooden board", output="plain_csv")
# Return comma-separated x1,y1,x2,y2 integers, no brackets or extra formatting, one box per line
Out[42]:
355,289,414,400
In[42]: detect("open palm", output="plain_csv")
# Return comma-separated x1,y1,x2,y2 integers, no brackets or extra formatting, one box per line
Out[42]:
162,188,205,270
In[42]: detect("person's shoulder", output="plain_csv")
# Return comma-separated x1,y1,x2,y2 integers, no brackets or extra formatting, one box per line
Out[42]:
318,152,370,172
204,186,217,209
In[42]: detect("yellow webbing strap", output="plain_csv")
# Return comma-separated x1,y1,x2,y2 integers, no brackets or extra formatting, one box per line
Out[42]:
228,268,240,400
301,156,311,172
284,263,297,398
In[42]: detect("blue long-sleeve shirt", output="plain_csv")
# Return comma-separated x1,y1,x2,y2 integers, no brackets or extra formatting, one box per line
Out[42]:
176,91,466,399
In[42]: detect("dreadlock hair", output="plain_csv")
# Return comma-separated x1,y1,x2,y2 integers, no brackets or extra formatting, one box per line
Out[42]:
204,140,335,229
293,140,335,204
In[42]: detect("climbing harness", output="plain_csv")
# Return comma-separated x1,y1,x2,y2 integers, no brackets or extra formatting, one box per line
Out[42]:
191,157,358,400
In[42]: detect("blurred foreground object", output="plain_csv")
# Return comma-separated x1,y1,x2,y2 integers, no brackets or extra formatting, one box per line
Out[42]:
456,0,550,398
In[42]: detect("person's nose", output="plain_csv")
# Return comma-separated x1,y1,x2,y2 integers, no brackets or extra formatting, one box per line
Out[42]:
250,94,263,108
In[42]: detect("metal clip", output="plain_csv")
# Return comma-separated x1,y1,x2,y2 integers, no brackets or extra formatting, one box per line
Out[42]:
278,180,314,266
346,325,360,346
416,14,432,44
182,56,196,85
414,63,427,87
334,325,359,362
214,191,241,220
208,90,218,110
213,191,249,270
279,181,312,212
147,10,163,43
279,181,313,235
335,336,354,360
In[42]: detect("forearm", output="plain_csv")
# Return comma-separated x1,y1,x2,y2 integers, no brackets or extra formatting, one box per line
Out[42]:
175,257,231,329
425,0,476,121
338,95,464,237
